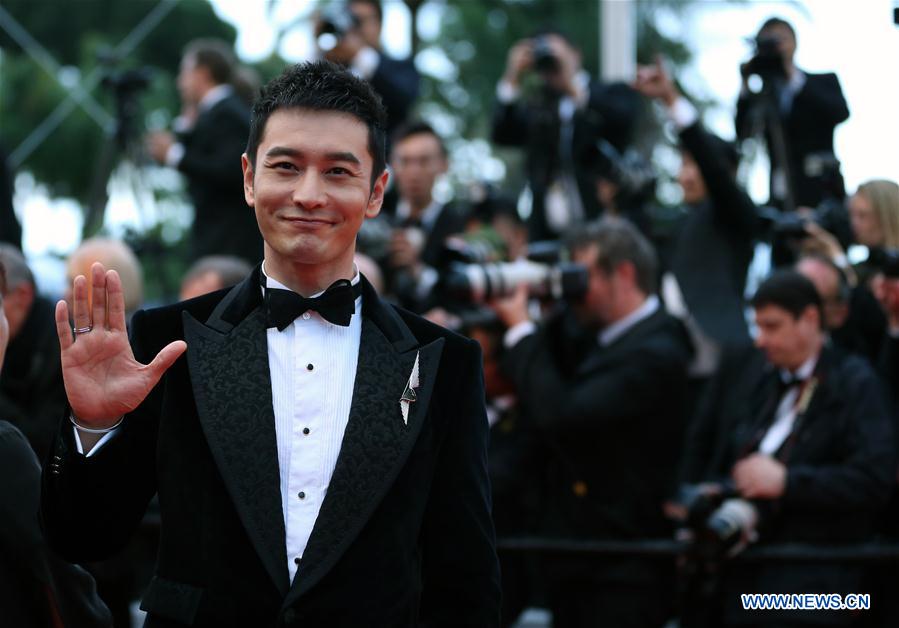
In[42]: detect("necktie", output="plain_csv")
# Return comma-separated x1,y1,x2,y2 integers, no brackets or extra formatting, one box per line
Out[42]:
264,279,361,330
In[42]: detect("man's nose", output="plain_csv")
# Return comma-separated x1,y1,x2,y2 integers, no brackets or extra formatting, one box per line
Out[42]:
292,171,326,208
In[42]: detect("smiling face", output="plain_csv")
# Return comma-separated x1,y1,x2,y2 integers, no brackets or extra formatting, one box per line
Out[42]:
242,108,388,292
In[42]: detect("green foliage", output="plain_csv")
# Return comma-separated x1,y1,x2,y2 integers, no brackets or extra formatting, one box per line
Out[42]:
0,0,236,201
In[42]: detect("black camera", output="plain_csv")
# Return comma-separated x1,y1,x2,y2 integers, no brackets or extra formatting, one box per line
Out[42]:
586,139,656,207
868,248,899,279
532,35,559,74
741,34,786,82
676,482,758,559
316,2,361,51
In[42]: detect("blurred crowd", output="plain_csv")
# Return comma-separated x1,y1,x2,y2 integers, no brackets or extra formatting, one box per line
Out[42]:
2,2,899,627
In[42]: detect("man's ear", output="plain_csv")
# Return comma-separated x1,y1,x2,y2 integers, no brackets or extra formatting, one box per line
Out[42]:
365,169,390,219
241,153,255,208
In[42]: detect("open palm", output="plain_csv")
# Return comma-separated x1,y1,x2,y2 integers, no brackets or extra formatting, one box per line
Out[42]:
55,263,186,427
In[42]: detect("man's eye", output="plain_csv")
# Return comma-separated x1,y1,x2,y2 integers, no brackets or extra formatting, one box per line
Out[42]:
272,162,296,171
327,167,351,176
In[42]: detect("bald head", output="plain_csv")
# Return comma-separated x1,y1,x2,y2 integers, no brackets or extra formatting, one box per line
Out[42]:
795,255,849,331
66,238,144,315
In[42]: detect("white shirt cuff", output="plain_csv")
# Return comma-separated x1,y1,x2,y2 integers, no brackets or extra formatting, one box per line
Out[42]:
351,46,380,80
73,425,120,457
504,321,536,348
166,143,185,168
668,96,698,130
496,80,520,104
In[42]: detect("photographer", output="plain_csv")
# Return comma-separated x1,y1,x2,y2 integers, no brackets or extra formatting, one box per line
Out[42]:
735,17,849,210
145,39,261,264
316,0,419,136
676,270,894,628
493,218,693,627
492,31,639,241
634,57,762,397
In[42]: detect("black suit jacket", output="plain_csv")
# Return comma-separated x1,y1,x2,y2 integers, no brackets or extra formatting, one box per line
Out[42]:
492,80,639,240
370,54,420,136
1,422,111,628
666,122,761,348
736,72,849,208
41,270,500,627
502,307,693,547
680,346,894,621
177,91,262,264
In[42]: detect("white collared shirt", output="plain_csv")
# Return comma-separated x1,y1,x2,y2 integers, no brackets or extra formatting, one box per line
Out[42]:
758,353,818,455
261,263,362,582
599,295,660,347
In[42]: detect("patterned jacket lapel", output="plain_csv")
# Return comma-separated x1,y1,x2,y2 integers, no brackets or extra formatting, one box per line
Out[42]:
182,268,290,596
283,279,444,606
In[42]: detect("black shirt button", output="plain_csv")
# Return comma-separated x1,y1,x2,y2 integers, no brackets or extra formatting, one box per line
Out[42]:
306,363,314,371
303,427,310,435
293,557,301,565
298,491,305,499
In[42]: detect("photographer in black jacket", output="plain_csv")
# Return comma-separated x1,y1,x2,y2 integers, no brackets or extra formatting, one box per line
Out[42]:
492,30,639,241
493,218,693,628
634,57,762,405
735,17,849,210
676,270,894,628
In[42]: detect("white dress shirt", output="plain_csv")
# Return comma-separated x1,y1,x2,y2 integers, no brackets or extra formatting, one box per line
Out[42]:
76,263,364,584
262,264,362,582
758,354,818,455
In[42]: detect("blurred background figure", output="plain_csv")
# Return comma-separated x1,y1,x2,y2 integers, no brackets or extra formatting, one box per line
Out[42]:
145,38,262,265
315,0,419,137
675,271,893,628
0,260,113,628
0,244,65,460
65,238,144,323
0,147,23,249
736,17,849,211
634,56,762,411
492,29,639,241
493,218,693,628
179,254,252,301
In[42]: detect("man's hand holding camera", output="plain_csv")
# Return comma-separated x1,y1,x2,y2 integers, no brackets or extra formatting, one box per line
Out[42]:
633,56,678,107
732,453,787,499
502,35,582,100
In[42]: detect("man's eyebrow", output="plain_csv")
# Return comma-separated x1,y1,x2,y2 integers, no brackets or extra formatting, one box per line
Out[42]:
263,147,361,166
324,151,361,165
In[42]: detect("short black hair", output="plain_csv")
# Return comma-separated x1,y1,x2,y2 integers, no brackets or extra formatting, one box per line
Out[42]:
184,39,235,85
391,120,447,157
751,269,822,323
245,60,387,188
350,0,382,24
759,17,796,41
568,217,658,295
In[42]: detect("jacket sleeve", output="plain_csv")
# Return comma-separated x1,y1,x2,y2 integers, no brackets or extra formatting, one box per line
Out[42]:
782,369,895,512
793,73,849,128
419,339,501,628
177,102,249,188
40,309,164,563
678,121,760,237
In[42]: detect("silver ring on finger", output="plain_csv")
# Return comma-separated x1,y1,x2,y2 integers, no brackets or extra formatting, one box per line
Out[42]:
73,325,93,334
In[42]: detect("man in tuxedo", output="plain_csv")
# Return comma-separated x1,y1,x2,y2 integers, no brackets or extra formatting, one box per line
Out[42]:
677,271,894,627
492,31,639,241
735,17,850,210
317,0,419,137
43,60,500,628
147,39,262,264
493,218,693,628
634,58,762,397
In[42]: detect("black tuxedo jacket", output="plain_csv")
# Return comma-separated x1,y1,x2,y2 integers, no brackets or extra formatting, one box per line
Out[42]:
736,71,849,208
41,270,500,627
502,308,693,547
680,346,894,620
665,122,761,349
177,91,262,264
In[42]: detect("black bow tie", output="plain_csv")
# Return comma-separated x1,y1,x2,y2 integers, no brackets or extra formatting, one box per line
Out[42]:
264,279,361,330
